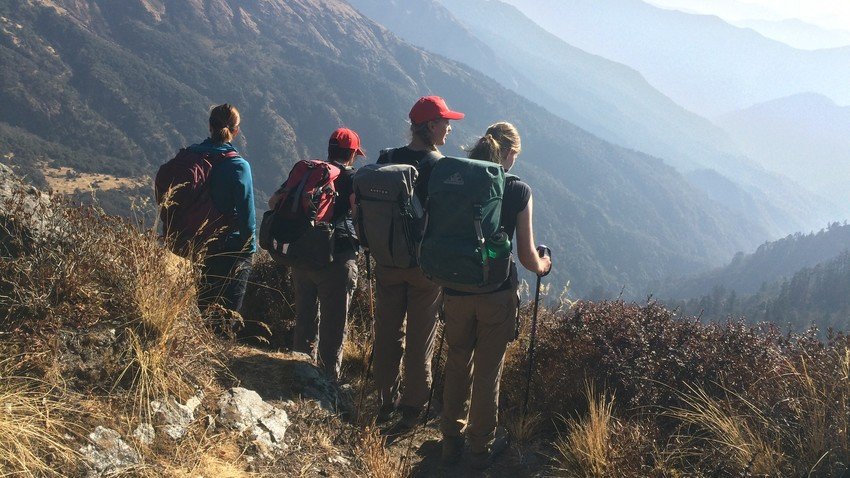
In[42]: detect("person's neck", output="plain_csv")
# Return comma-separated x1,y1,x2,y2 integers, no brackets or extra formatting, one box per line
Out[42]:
330,158,355,168
407,137,437,153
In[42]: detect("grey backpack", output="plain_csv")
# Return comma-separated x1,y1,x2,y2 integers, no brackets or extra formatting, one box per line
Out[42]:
353,150,425,268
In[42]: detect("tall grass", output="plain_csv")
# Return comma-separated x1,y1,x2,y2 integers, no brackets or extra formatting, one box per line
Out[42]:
0,363,79,477
552,384,615,477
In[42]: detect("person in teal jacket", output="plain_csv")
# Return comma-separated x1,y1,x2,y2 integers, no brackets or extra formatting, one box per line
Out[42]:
193,104,256,313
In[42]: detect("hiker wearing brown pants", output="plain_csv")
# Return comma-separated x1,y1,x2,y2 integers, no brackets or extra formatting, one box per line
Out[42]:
440,288,518,454
373,264,440,423
439,123,551,470
366,97,465,427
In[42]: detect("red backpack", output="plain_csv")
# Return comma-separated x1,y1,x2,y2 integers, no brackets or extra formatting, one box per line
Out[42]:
259,160,341,269
154,148,239,257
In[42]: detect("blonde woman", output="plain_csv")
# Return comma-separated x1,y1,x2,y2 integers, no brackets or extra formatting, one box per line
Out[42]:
439,122,551,470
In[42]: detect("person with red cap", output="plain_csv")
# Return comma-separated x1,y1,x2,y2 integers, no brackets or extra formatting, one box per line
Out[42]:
272,127,365,381
370,96,465,431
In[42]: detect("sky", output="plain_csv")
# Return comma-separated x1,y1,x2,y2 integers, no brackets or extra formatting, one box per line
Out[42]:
646,0,850,31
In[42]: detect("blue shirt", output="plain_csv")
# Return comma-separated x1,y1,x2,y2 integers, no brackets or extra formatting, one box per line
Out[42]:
188,139,256,254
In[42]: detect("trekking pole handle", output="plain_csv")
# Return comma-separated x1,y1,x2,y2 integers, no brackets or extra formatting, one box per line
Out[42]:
537,244,551,277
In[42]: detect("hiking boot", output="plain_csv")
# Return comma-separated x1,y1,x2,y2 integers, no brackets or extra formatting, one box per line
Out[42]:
398,405,423,429
470,430,510,471
440,435,465,465
376,403,398,424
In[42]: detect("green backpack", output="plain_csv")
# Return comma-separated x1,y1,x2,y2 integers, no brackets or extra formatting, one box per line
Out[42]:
419,156,514,293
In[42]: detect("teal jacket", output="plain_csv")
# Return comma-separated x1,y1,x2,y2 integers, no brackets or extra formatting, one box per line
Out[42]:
189,139,256,254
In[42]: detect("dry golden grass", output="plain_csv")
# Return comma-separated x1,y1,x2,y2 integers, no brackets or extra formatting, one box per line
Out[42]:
42,165,146,195
0,365,79,477
356,427,402,478
552,384,615,477
504,411,544,446
156,429,256,478
667,383,784,474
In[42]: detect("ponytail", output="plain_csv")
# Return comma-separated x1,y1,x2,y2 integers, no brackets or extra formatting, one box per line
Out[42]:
209,103,240,144
467,133,502,164
467,122,521,165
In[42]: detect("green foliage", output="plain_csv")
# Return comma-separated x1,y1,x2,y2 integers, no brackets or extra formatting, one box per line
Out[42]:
502,299,850,475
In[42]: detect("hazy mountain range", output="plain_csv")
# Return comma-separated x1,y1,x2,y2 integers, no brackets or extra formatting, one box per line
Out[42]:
502,0,850,118
348,0,838,235
717,93,850,205
733,18,850,50
0,0,774,297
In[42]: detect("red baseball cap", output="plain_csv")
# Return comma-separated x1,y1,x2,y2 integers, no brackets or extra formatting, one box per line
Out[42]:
329,127,365,156
409,96,465,124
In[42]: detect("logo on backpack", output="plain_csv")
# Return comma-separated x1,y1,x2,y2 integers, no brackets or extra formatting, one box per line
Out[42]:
154,148,240,258
259,159,340,270
443,172,465,186
420,157,514,293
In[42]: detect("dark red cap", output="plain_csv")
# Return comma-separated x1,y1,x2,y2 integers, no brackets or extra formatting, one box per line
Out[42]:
329,127,365,156
409,96,465,124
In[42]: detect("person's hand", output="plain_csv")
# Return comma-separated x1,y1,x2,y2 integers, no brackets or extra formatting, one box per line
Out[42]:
536,245,552,277
538,255,552,277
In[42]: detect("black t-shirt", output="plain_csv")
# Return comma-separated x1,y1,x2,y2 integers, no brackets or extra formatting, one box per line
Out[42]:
377,146,441,205
444,176,532,296
330,161,357,253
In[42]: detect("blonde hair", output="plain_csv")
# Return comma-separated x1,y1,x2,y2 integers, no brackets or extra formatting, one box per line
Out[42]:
467,122,521,164
209,103,240,144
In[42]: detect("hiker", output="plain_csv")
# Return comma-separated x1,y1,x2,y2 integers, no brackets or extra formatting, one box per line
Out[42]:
438,123,551,469
363,96,465,429
271,128,364,381
155,103,256,314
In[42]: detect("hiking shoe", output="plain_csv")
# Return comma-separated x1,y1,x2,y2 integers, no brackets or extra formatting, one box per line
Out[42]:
376,403,398,424
440,435,465,465
398,405,423,429
470,431,510,471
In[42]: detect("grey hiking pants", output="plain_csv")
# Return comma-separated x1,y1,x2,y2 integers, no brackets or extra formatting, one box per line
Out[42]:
373,264,440,411
292,249,358,381
440,288,519,454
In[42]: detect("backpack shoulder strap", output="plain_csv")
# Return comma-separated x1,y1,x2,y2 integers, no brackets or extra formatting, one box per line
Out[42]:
505,173,520,183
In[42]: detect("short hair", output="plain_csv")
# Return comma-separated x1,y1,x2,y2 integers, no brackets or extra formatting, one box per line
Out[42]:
328,145,356,162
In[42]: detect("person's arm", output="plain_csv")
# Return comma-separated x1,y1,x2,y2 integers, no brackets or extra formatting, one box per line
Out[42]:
515,195,551,276
232,160,256,252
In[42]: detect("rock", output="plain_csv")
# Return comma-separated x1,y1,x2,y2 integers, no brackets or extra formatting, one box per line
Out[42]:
80,426,140,476
218,387,291,458
151,395,202,440
132,423,155,445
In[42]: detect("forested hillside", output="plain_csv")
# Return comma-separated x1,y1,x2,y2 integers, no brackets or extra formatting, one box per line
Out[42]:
0,0,769,297
658,222,850,332
659,222,850,299
669,251,850,333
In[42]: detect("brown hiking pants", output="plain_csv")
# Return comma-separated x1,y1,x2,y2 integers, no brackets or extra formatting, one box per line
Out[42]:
373,264,440,411
292,249,358,381
440,288,519,454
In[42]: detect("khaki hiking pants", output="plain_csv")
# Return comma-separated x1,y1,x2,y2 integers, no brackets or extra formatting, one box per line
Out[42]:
440,288,519,454
292,249,358,381
373,264,440,412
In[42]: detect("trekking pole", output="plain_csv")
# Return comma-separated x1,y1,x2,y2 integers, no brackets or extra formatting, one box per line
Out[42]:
356,250,375,422
423,295,446,426
522,245,551,416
